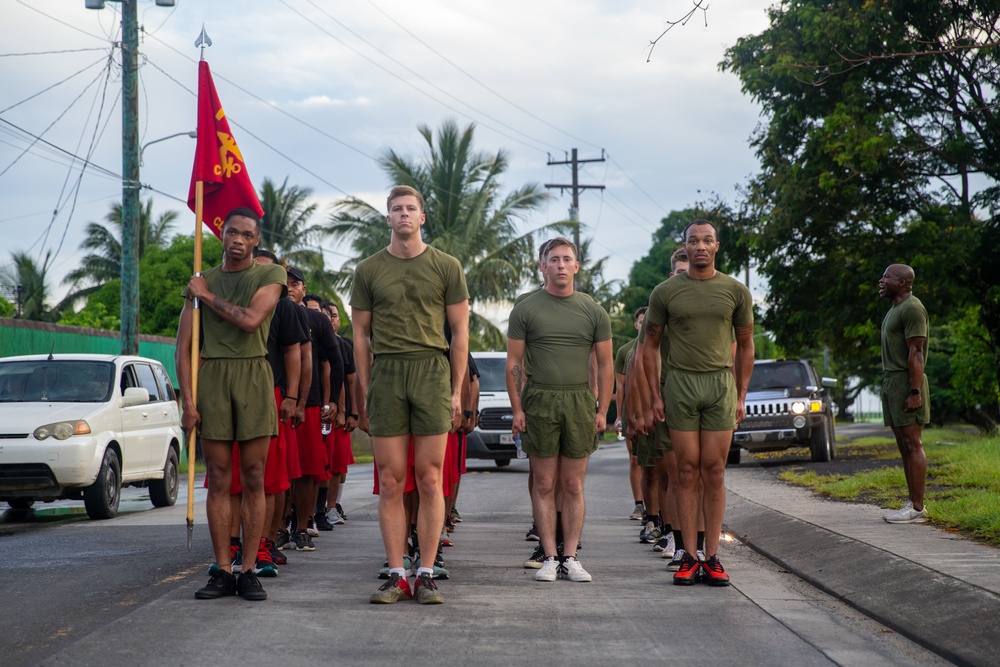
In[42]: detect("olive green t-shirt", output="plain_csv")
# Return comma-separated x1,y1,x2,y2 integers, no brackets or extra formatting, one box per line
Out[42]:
507,290,612,386
637,314,671,384
350,246,469,356
645,272,753,373
183,262,287,359
514,289,541,377
614,337,637,376
881,295,929,372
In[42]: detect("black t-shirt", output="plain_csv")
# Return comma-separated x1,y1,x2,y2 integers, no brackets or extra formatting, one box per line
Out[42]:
303,306,344,407
266,298,308,391
468,352,479,380
339,336,356,414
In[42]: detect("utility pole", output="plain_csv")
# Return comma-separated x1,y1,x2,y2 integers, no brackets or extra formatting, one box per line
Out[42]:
545,148,605,254
120,0,140,355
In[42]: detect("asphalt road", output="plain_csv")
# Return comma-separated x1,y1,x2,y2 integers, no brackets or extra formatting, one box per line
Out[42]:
0,440,951,667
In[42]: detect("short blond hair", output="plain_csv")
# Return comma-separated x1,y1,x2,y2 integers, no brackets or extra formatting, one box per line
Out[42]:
386,185,425,213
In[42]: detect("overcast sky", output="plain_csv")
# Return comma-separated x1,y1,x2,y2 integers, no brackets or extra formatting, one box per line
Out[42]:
0,0,774,307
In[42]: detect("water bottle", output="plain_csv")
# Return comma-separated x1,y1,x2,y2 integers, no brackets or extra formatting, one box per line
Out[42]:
515,433,526,459
616,420,624,441
321,422,331,436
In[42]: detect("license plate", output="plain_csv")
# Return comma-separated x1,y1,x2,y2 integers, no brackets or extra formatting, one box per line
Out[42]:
500,433,514,444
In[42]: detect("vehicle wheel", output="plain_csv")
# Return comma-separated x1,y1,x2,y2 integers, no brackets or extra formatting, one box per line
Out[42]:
726,447,741,466
495,458,511,468
7,499,34,510
149,447,179,508
84,448,122,520
810,416,834,463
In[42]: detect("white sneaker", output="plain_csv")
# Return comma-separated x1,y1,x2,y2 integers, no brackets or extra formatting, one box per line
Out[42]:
327,510,345,526
660,533,676,558
666,549,686,571
534,556,559,582
696,550,706,562
559,556,592,582
306,517,320,537
884,504,928,524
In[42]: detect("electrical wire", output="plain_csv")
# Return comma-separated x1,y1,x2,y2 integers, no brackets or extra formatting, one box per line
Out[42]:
0,55,109,115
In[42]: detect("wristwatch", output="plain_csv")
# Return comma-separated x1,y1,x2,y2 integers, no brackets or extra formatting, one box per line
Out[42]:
463,410,474,418
349,413,359,420
909,388,921,395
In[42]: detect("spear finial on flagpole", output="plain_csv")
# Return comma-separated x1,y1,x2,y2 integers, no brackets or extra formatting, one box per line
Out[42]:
195,25,212,61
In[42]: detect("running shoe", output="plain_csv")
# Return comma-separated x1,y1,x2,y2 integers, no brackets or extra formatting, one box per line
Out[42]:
237,570,267,601
327,509,345,526
629,502,645,521
254,539,278,577
639,521,661,544
268,540,287,566
883,502,928,523
523,543,546,569
534,556,559,582
440,530,454,547
194,571,237,600
413,553,449,580
525,523,540,541
697,550,706,562
370,573,412,604
445,517,455,534
666,548,687,572
335,503,348,522
414,573,444,604
293,530,315,552
558,556,593,582
378,555,415,579
450,507,462,523
658,533,677,559
274,529,291,551
314,512,334,531
672,551,701,586
700,555,730,586
306,517,320,537
207,542,242,576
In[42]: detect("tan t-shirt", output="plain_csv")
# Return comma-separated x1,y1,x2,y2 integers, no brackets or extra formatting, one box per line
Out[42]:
350,246,469,356
645,272,753,373
507,290,612,386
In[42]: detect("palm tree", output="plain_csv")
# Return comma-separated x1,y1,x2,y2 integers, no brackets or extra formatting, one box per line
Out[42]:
326,120,560,348
1,251,63,322
62,199,177,304
258,177,322,266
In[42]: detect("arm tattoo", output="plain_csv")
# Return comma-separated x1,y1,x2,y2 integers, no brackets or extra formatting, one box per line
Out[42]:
512,365,524,395
734,325,754,338
645,322,663,339
212,296,247,322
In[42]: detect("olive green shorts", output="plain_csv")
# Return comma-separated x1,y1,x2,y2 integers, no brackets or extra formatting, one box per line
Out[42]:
882,372,930,427
198,357,277,442
636,417,672,468
367,353,452,437
521,382,597,459
663,368,737,432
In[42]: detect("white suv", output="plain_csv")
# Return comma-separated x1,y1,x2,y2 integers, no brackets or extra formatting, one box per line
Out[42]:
467,351,517,467
0,354,183,519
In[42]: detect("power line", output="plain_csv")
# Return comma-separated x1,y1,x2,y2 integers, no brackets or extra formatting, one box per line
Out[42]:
0,47,108,58
0,54,108,114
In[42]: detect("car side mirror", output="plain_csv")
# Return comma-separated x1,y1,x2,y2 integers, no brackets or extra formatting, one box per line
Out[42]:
122,387,150,407
821,377,837,389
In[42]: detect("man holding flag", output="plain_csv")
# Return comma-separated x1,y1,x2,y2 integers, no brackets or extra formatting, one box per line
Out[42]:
176,58,284,601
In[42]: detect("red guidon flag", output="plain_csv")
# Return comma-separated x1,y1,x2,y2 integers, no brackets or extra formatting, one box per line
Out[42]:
187,60,263,237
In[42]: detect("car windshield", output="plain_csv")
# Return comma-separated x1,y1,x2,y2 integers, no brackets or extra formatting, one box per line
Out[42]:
475,357,506,392
0,360,115,403
748,362,808,392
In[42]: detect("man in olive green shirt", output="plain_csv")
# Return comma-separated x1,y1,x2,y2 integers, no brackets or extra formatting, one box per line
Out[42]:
351,185,469,605
879,264,931,524
506,237,614,583
615,306,646,521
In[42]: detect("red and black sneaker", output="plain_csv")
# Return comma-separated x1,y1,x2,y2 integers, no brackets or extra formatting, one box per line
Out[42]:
267,539,287,565
672,551,701,586
700,554,730,586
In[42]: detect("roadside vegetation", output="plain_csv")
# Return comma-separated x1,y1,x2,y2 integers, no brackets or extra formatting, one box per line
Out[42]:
778,428,1000,546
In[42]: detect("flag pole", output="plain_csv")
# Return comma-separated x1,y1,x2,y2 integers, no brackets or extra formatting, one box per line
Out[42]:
187,25,213,551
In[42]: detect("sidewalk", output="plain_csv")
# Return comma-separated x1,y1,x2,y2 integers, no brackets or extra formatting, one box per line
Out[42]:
723,467,1000,667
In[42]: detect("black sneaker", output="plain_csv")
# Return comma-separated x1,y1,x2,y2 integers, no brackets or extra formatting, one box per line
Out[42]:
335,503,348,522
274,529,291,551
293,530,315,551
523,543,546,569
314,512,334,531
525,523,540,541
195,571,237,599
236,570,267,601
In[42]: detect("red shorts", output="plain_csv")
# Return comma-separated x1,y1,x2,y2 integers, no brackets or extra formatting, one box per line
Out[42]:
443,432,459,496
297,406,330,481
457,431,467,475
263,388,291,495
328,428,354,475
282,418,302,481
372,440,416,495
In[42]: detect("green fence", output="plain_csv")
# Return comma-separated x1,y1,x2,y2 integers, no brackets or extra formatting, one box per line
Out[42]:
0,318,178,383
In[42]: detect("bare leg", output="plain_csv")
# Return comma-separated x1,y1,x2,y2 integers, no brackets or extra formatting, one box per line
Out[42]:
641,466,659,518
669,429,702,555
698,430,732,558
413,434,448,569
529,455,560,558
892,424,926,509
203,439,235,572
238,436,270,567
373,435,410,569
557,455,590,559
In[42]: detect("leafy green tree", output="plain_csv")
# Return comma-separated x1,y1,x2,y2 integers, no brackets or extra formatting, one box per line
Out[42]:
62,199,178,305
326,119,556,349
722,0,1000,429
1,251,64,322
0,297,13,318
258,177,324,269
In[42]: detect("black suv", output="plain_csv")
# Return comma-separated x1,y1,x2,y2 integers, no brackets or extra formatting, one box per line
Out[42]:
729,359,837,465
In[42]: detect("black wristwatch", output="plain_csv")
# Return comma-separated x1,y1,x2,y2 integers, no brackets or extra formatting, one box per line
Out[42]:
909,388,921,395
349,413,359,419
463,410,474,418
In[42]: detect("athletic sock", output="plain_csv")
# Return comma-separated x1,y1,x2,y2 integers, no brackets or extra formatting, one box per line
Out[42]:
315,487,328,515
697,531,706,552
662,523,672,535
673,529,684,551
336,484,345,504
389,567,407,578
229,536,241,547
416,567,434,578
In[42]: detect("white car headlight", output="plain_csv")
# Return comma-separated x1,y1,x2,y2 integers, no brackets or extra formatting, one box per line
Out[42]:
33,420,91,440
791,401,807,415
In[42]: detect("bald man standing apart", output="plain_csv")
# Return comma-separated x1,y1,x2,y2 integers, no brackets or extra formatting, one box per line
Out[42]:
879,264,931,524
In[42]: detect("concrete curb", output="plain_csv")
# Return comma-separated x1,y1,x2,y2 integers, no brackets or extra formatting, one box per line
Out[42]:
724,491,1000,667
